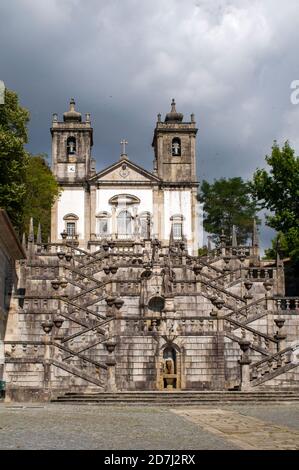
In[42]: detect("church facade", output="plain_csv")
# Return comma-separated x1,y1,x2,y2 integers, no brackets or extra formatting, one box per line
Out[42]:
50,99,200,255
3,100,299,402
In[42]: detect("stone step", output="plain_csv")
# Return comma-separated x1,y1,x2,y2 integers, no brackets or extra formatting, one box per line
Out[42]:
61,391,299,397
52,390,299,404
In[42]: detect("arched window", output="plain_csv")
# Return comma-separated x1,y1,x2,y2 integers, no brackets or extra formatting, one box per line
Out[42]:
67,137,76,155
170,214,184,240
117,210,132,237
172,137,181,156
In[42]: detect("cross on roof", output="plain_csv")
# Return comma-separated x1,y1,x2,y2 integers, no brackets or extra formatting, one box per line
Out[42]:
120,139,128,155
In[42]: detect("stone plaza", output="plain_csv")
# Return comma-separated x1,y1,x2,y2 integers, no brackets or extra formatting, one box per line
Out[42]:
0,403,299,450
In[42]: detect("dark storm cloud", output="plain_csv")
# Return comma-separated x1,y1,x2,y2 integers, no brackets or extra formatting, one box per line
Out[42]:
1,0,298,248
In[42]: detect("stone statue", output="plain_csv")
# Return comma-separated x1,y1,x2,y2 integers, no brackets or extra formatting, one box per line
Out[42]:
162,265,174,295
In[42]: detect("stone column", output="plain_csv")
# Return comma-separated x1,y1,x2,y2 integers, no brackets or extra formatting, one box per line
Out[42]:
105,340,117,392
90,185,97,240
111,206,116,240
238,336,252,391
41,321,54,400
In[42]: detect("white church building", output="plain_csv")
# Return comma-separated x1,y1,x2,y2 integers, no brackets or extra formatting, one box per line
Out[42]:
51,99,201,254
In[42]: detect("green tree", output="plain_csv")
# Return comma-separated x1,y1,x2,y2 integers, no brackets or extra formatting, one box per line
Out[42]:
22,154,60,242
251,141,299,261
198,177,259,245
0,89,29,233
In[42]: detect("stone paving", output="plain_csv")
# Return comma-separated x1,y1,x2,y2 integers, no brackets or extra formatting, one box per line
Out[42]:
173,407,299,450
0,403,299,450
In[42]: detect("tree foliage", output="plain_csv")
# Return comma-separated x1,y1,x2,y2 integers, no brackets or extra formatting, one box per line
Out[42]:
198,177,259,245
23,154,60,242
0,88,60,240
0,89,29,233
251,141,299,261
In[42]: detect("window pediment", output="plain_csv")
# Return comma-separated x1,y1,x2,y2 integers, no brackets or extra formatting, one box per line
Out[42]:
63,213,79,220
109,194,140,206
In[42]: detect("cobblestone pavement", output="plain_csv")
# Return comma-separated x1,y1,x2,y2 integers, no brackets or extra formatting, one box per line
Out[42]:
173,407,299,450
0,403,299,450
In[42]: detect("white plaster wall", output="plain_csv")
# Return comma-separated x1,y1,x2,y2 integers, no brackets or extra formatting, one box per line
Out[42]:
96,188,153,215
164,190,192,240
57,189,85,239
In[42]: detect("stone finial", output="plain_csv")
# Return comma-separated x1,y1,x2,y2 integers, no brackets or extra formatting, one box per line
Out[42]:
171,98,176,113
220,229,226,246
28,217,34,243
252,218,259,247
37,222,42,244
191,113,195,123
165,98,183,123
157,113,161,123
169,225,174,245
85,113,91,122
52,113,58,122
232,225,237,247
70,98,75,110
22,232,27,251
63,98,82,122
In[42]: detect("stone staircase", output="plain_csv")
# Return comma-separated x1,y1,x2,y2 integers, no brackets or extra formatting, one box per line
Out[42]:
51,390,299,405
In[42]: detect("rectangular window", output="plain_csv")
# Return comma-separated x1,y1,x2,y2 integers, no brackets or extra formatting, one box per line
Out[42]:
66,222,76,237
98,219,108,235
173,223,182,239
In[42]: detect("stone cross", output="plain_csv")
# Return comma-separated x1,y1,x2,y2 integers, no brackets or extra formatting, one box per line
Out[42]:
120,139,128,155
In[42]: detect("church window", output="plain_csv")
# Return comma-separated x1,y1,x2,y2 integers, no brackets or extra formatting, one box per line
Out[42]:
117,210,132,237
96,212,110,238
97,219,108,236
63,213,79,239
67,137,76,155
170,214,184,240
172,137,181,156
66,222,76,237
173,223,182,239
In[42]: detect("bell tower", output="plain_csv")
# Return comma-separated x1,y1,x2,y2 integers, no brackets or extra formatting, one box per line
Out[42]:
51,98,93,182
152,99,197,182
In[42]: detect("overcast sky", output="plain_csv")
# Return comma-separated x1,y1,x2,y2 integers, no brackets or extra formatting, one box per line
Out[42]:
1,0,299,248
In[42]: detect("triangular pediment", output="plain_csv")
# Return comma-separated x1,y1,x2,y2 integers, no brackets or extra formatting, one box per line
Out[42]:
89,159,161,184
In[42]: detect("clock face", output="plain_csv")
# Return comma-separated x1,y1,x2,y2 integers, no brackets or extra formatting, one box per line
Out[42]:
68,165,76,173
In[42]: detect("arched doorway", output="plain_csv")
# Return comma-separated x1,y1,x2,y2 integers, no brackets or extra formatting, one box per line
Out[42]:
157,343,182,390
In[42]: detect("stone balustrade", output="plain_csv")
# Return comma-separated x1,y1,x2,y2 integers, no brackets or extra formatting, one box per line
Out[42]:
250,348,293,380
275,297,299,311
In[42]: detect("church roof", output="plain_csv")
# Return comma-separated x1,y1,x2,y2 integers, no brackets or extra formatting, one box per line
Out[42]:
88,158,161,184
